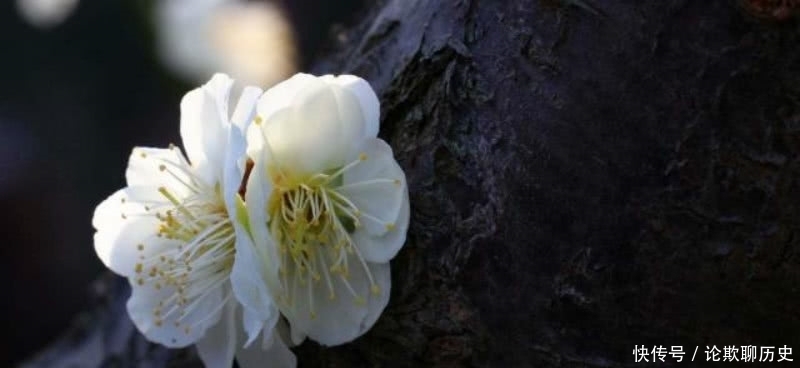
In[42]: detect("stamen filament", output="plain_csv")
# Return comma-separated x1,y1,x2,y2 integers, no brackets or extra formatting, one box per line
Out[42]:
335,178,397,190
321,155,365,185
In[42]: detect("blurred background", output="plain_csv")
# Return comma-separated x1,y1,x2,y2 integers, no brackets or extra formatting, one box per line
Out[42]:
0,0,366,364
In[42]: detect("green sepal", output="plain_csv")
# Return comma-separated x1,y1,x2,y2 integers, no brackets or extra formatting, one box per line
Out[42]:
235,193,251,235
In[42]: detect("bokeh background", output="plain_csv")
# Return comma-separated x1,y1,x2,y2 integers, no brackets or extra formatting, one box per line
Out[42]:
0,0,365,364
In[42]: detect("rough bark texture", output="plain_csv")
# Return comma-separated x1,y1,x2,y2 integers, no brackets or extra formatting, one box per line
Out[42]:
24,0,800,367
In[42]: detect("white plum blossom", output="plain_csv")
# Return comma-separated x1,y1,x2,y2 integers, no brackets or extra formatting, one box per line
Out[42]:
92,74,293,368
155,0,297,87
16,0,79,29
235,73,410,349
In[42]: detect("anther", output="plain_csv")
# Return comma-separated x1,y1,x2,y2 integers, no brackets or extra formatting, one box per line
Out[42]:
354,296,367,306
385,223,396,231
254,116,263,125
159,164,166,172
359,153,368,161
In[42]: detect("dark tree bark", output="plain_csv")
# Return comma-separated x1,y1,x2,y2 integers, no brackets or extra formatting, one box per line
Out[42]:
24,0,800,367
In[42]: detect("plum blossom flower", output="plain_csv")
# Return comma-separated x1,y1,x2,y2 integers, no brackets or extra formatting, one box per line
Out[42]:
92,74,293,367
16,0,79,29
155,0,297,87
235,73,410,348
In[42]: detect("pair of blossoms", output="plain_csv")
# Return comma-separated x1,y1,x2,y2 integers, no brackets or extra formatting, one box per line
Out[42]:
93,73,409,367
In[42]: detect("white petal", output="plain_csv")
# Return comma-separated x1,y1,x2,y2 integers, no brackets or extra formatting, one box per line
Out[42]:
272,317,302,347
230,222,280,345
196,300,237,368
205,73,235,120
222,125,247,217
180,74,234,182
225,86,262,196
16,0,79,29
126,278,225,348
242,139,278,273
350,187,410,263
92,188,128,235
326,80,370,160
264,90,342,173
288,323,305,346
256,73,317,122
155,0,228,84
125,147,196,199
241,307,265,348
321,74,380,139
282,251,386,346
259,76,366,174
245,117,267,160
230,86,262,132
339,139,407,237
359,261,391,336
236,324,296,368
179,84,212,169
93,212,173,277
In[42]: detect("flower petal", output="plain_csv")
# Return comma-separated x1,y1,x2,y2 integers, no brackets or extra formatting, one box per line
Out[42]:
338,139,407,237
288,323,305,346
350,187,410,263
273,317,301,347
230,221,280,345
195,300,237,368
321,74,380,139
92,188,128,235
242,133,278,273
222,125,247,216
241,307,265,348
125,146,196,199
256,73,317,122
282,250,388,346
93,207,174,277
235,138,284,347
265,87,343,173
126,278,225,348
358,261,391,336
226,85,262,191
326,79,370,161
236,323,296,368
230,86,262,132
180,73,234,182
257,74,367,174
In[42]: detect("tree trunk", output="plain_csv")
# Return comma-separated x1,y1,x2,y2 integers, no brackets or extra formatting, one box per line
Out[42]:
23,0,800,366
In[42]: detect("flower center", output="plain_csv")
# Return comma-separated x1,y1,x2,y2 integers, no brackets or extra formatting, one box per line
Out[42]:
267,153,381,318
130,147,236,334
